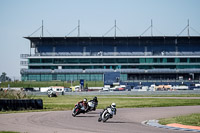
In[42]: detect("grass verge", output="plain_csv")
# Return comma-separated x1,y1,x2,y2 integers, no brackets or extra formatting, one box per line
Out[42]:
0,81,104,88
1,95,200,114
159,113,200,126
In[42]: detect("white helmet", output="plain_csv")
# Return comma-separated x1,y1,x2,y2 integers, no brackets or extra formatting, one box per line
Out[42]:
83,98,87,102
111,103,116,108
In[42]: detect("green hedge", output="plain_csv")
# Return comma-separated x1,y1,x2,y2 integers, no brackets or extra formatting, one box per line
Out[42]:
0,81,104,88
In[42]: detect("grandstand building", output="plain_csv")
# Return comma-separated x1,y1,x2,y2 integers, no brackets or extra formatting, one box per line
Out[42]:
21,36,200,85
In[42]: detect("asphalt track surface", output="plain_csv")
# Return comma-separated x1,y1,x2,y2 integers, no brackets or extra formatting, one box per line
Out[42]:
0,106,200,133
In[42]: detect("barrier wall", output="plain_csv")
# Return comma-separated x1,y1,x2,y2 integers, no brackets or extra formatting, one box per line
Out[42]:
0,99,43,111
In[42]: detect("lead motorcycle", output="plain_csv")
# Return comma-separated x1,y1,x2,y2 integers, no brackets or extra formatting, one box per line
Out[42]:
98,103,116,122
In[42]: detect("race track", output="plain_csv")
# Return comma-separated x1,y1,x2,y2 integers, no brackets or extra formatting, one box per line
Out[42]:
0,106,200,133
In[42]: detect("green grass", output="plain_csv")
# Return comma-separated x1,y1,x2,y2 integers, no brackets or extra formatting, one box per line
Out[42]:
0,81,104,88
95,94,200,97
1,95,200,113
159,113,200,126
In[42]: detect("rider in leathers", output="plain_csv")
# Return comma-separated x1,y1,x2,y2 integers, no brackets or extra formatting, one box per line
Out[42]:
100,103,116,119
77,98,88,113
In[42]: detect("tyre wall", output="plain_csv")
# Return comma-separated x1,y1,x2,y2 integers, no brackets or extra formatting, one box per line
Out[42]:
0,99,43,111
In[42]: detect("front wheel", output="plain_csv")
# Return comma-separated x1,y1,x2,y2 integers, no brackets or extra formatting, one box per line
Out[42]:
72,113,76,117
72,107,79,117
103,113,110,122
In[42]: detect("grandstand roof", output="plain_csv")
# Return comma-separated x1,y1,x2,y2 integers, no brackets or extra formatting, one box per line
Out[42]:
24,36,200,48
24,36,200,41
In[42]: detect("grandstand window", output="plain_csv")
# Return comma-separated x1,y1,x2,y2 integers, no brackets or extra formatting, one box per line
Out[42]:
103,58,115,63
41,59,53,63
190,58,200,63
120,74,127,81
146,58,153,63
153,58,164,63
54,59,63,64
167,58,175,63
91,59,103,63
78,74,90,81
176,65,200,69
29,59,40,63
93,66,103,69
79,59,90,63
57,74,65,81
175,58,180,63
67,59,78,63
91,74,103,81
66,74,78,81
28,74,40,81
41,74,52,81
117,59,127,63
128,58,139,63
180,58,187,63
163,58,167,63
139,58,146,63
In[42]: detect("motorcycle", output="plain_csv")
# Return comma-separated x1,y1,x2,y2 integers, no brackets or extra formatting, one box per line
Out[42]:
87,100,98,112
98,107,116,122
72,103,86,117
47,89,57,97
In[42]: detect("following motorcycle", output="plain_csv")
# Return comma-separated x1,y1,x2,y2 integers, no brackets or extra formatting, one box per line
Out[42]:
87,100,98,112
98,106,116,122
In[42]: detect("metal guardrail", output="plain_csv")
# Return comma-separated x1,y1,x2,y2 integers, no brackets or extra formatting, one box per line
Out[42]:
27,90,200,96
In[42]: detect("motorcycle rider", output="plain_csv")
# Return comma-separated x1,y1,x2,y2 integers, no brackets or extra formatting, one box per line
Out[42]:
92,96,98,103
88,96,98,110
99,103,116,120
77,98,88,113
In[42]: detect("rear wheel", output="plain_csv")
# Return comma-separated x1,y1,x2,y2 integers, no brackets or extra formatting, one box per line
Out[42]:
98,117,102,122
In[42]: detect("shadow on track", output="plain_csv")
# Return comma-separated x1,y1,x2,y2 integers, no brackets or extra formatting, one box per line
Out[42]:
75,115,97,117
105,121,135,124
86,112,100,114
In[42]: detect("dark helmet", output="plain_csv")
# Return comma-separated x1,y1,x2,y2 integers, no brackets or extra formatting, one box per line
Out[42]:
93,96,97,101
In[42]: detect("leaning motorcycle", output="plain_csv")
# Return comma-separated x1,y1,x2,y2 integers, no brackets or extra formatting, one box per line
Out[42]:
98,107,116,122
72,104,84,117
87,100,98,112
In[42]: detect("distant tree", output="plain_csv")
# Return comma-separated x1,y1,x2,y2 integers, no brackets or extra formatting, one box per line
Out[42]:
0,72,11,82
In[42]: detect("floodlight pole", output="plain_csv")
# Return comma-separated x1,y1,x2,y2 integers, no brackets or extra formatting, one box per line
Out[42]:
114,20,116,37
78,20,80,37
151,19,153,36
187,19,190,37
42,20,44,37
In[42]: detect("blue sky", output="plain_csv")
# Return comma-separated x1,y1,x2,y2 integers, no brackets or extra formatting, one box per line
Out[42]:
0,0,200,79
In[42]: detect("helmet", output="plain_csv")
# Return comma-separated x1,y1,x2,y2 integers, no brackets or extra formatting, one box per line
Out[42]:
83,98,87,102
111,103,116,108
93,96,97,100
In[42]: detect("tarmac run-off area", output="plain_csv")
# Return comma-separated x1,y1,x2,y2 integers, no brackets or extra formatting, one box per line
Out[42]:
0,105,200,133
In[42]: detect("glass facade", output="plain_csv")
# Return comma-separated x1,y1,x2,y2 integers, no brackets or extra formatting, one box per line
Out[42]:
21,36,200,82
21,74,103,81
29,57,200,64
